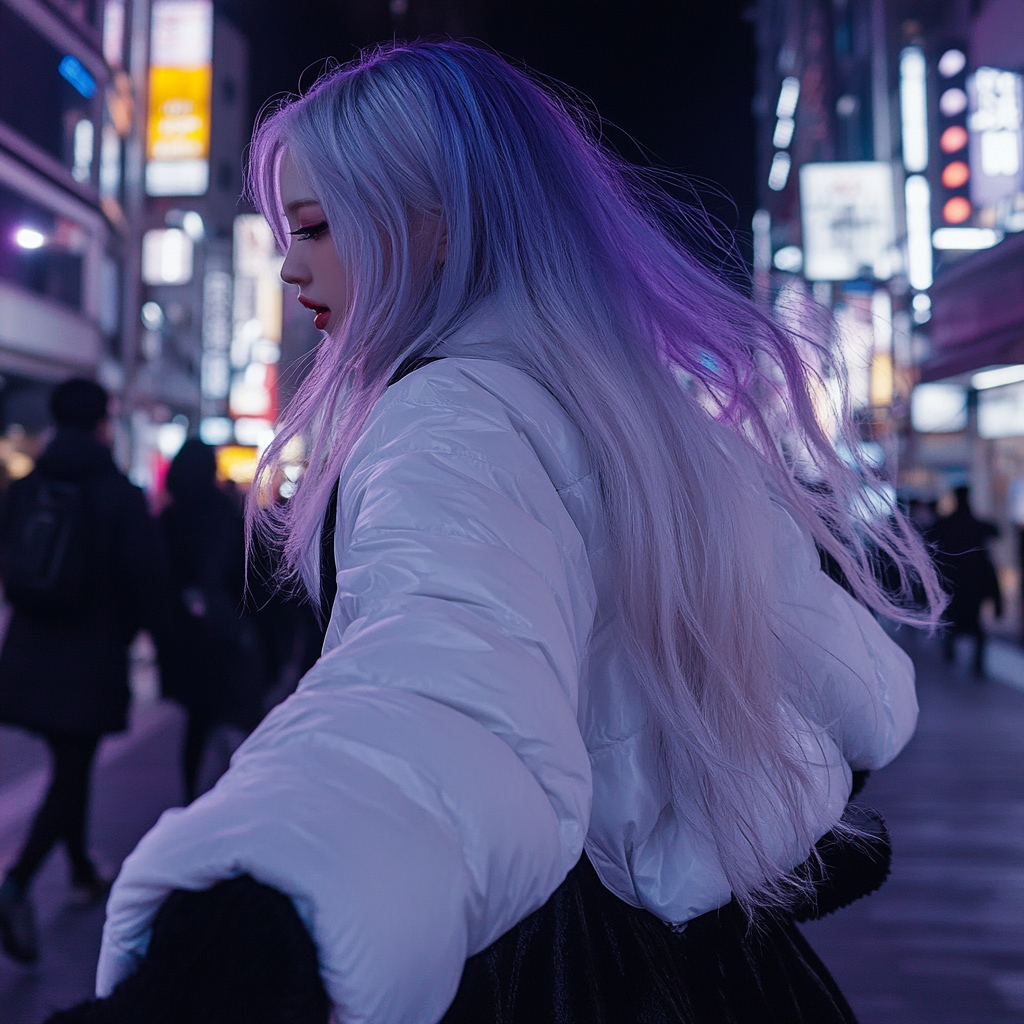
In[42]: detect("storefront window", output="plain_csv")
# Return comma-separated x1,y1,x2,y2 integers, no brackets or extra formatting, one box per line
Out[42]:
0,183,85,309
0,4,100,186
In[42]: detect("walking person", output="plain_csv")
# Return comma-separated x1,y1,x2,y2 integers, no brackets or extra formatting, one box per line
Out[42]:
0,379,170,965
59,42,943,1021
159,439,264,802
932,485,1002,675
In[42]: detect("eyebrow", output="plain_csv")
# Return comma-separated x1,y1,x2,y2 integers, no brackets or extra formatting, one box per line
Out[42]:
284,198,322,214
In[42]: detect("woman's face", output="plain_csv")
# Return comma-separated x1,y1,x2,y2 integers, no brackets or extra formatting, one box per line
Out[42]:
278,150,350,334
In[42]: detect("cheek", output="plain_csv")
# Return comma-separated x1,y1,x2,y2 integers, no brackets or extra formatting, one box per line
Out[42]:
320,251,351,304
332,259,352,297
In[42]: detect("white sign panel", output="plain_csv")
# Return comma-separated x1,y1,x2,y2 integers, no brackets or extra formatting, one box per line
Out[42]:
911,383,968,433
150,0,212,66
799,162,897,281
141,228,193,284
978,380,1024,439
968,67,1024,208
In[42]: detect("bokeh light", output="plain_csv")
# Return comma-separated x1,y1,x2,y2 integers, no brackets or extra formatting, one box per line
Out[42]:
941,161,970,188
940,125,968,153
943,196,973,224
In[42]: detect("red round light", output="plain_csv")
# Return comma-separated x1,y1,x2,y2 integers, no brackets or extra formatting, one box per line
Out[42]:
941,160,970,188
940,125,968,154
943,196,972,224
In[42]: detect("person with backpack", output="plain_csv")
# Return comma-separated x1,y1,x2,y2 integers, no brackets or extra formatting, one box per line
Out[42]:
0,378,170,965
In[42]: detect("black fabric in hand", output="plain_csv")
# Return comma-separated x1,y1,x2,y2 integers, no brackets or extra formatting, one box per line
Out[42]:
45,876,330,1024
791,802,892,923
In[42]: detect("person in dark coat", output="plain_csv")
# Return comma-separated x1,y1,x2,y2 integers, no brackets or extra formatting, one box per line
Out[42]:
159,440,264,802
0,379,170,964
931,485,1003,675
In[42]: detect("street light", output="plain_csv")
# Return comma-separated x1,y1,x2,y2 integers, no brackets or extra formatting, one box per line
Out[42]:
13,227,45,249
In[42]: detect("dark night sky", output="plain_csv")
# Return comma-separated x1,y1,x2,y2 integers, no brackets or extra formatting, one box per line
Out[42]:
216,0,757,264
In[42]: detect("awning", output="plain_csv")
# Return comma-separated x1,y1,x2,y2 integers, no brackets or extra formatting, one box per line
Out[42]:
920,230,1024,383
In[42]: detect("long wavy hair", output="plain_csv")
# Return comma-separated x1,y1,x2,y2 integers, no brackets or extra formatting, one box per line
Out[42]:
246,40,942,910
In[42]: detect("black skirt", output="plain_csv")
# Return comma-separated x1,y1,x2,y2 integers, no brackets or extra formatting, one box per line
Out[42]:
440,855,858,1024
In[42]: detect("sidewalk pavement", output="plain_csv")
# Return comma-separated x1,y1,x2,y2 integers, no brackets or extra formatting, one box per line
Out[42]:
985,636,1024,695
0,699,185,1023
802,630,1024,1024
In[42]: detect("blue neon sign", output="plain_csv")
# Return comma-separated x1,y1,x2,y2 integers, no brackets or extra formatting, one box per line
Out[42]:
58,55,96,99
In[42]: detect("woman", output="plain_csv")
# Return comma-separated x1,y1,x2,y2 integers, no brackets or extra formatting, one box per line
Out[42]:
91,41,939,1022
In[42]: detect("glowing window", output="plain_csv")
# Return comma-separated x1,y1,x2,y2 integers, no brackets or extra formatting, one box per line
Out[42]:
900,48,929,172
767,151,791,191
911,384,967,433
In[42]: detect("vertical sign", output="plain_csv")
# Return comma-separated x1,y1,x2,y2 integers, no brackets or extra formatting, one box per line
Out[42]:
934,46,972,227
969,67,1024,211
201,257,232,405
145,0,212,196
230,214,281,447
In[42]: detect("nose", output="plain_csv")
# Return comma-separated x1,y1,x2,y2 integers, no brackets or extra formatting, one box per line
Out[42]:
280,245,307,288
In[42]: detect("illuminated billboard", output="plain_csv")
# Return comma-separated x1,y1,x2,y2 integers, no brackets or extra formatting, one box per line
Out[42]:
979,381,1024,439
968,67,1024,210
228,214,282,448
145,0,212,197
911,384,968,433
799,162,897,282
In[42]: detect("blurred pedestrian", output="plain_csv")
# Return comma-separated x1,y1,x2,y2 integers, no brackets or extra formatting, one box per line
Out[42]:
907,497,938,539
932,485,1002,675
0,379,170,965
245,491,326,717
159,440,264,801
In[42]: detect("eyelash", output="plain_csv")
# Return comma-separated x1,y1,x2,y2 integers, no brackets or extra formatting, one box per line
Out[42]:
289,220,329,241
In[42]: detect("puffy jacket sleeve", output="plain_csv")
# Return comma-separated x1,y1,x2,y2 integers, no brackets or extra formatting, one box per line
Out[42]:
768,495,918,771
96,362,597,1024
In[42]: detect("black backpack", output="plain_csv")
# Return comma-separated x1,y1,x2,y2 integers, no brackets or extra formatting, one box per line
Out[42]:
0,473,93,617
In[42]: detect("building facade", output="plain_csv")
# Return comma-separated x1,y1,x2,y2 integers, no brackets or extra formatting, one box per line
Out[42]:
0,0,137,475
0,0,255,492
752,0,1024,631
125,1,251,489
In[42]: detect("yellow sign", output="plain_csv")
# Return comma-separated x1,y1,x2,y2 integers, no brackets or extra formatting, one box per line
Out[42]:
147,66,211,161
145,0,213,196
216,445,258,486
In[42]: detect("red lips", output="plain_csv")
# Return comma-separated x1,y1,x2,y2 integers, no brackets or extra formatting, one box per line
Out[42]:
298,295,331,331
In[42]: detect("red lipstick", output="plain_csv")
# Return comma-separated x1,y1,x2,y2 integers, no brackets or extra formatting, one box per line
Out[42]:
298,296,331,331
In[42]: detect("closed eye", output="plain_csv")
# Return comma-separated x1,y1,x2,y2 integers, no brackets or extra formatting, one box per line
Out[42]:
289,220,329,241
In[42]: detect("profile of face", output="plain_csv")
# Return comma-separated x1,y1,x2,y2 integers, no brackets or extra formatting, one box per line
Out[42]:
278,150,351,334
278,148,446,338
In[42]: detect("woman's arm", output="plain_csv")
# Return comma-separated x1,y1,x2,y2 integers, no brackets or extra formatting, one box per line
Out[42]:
97,361,597,1024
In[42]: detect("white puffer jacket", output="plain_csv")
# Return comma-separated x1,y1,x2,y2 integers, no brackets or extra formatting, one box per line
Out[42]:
97,350,916,1023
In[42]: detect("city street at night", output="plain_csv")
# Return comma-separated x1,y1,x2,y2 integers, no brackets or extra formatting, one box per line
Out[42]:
1,632,1022,1024
2,0,1024,1020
